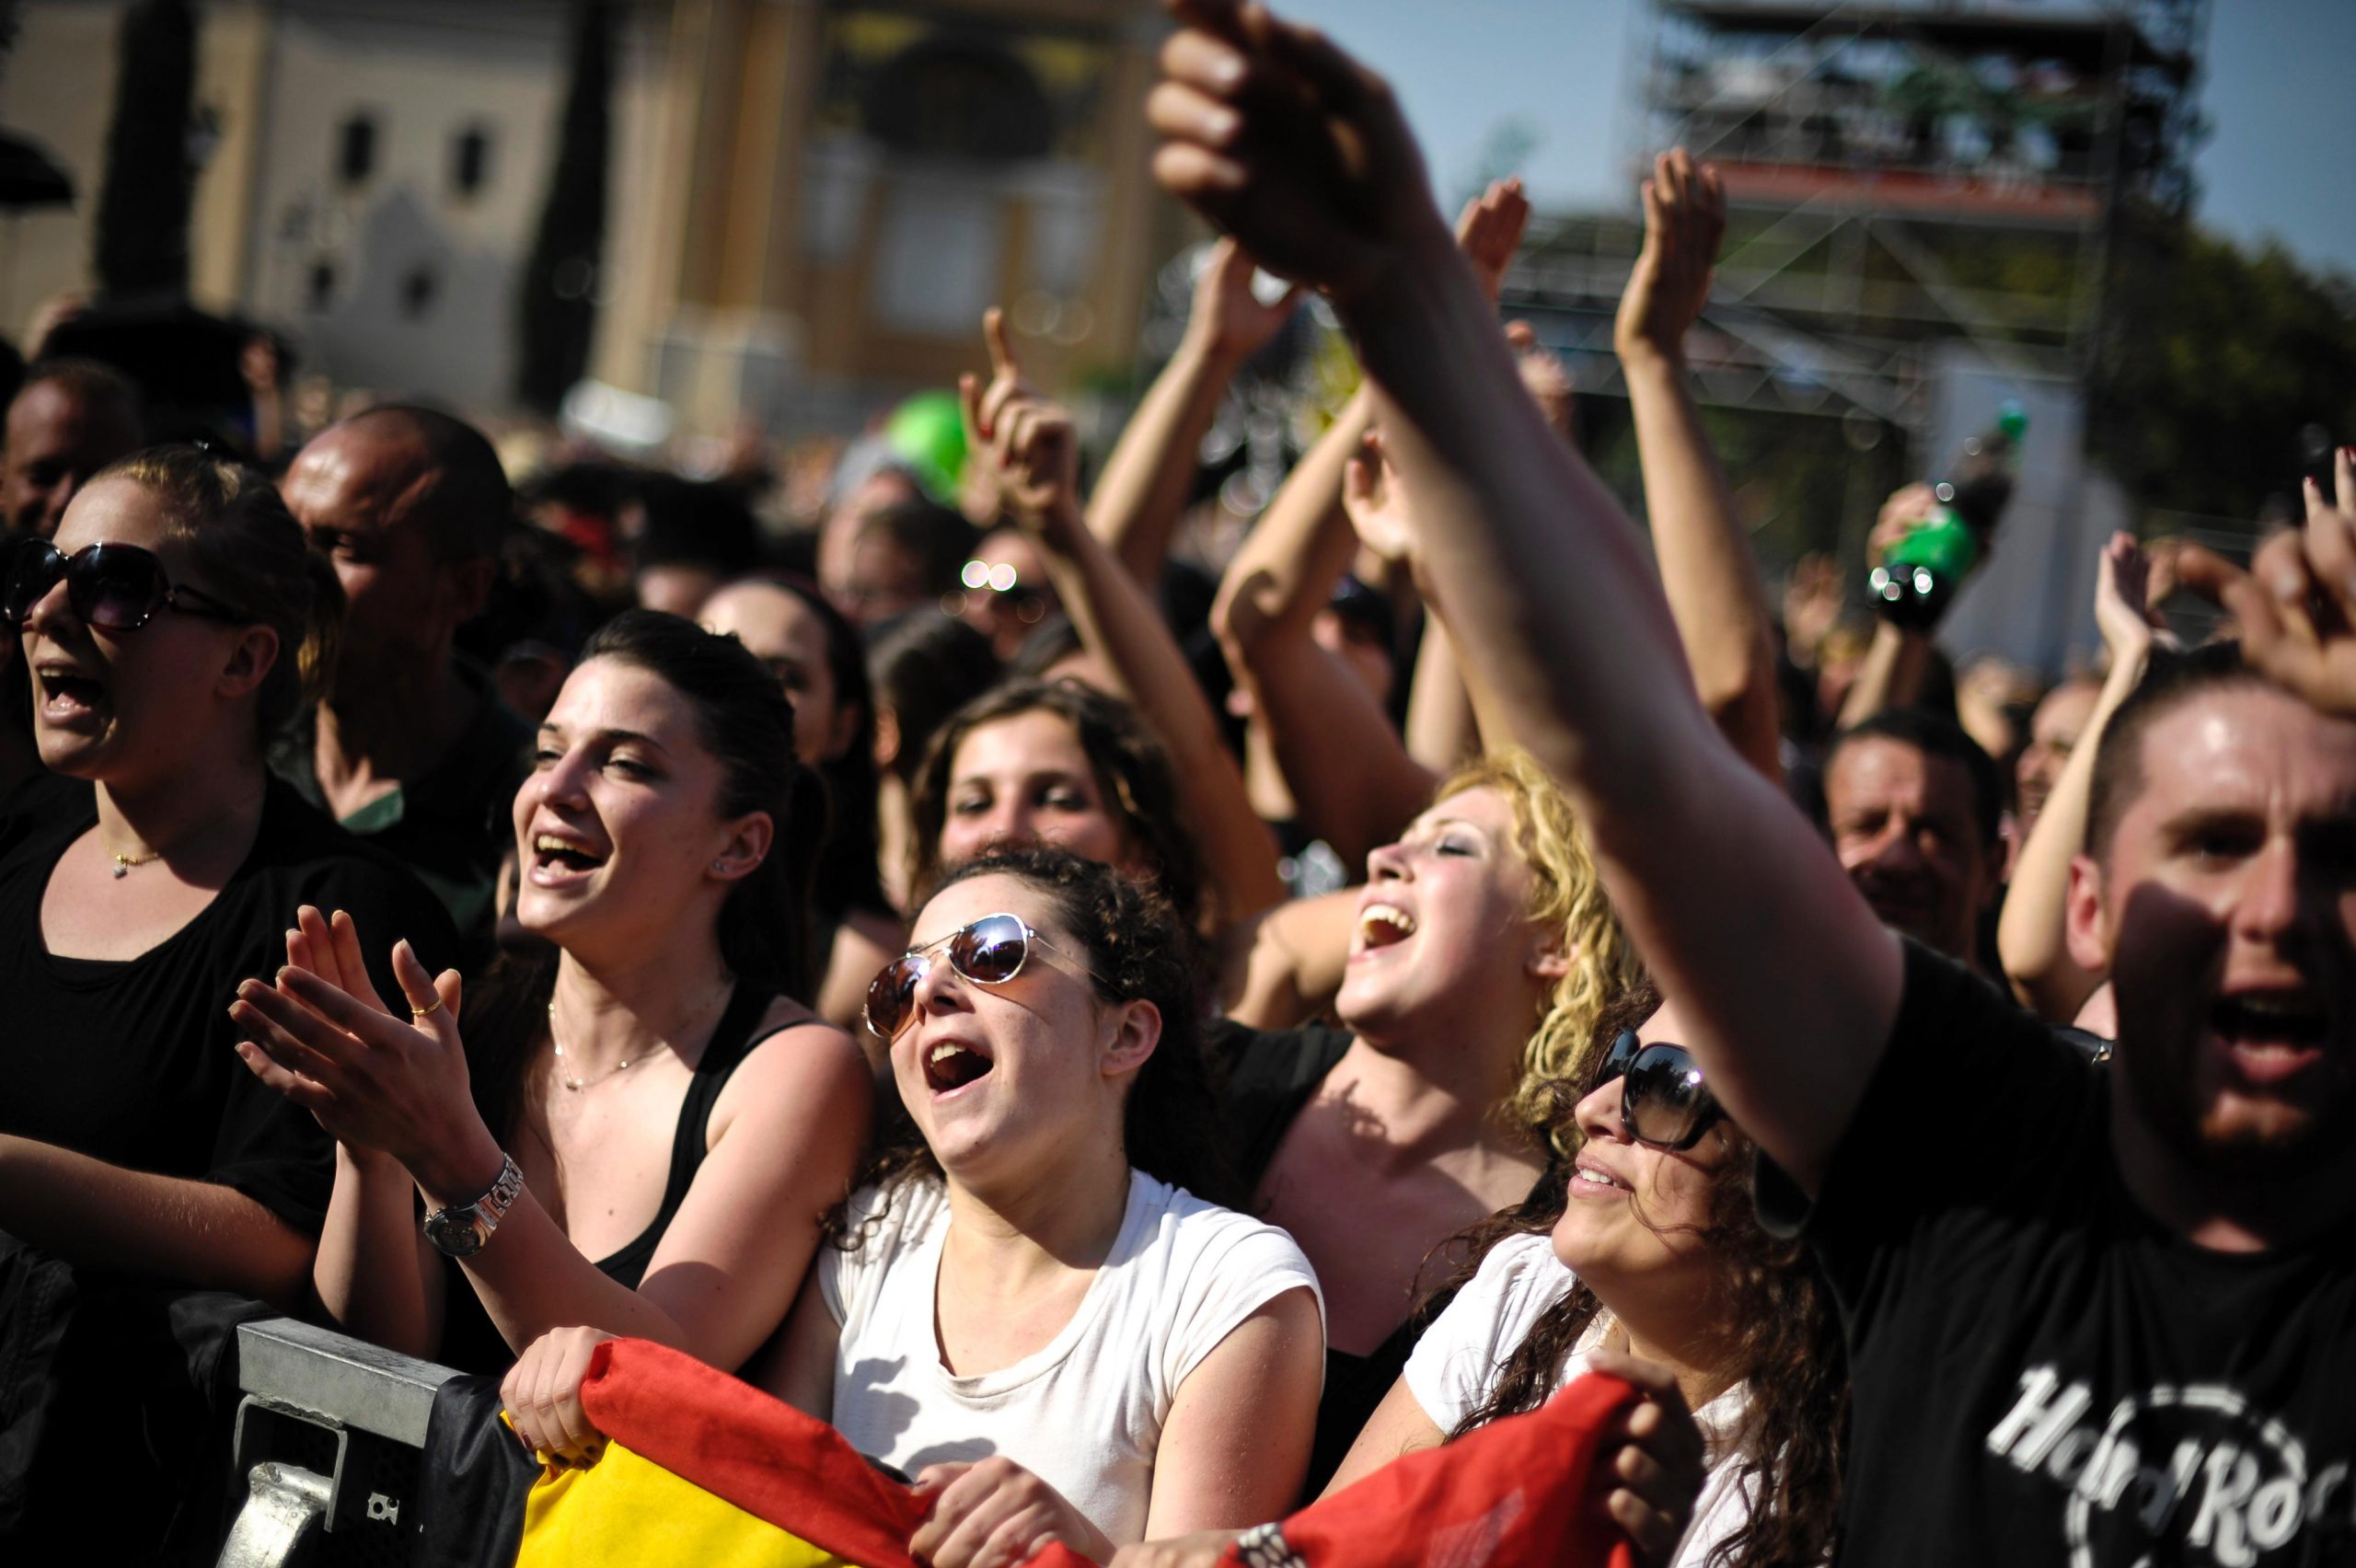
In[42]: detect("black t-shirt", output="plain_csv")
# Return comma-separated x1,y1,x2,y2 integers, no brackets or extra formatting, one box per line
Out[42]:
0,776,460,1237
1762,939,2356,1567
1211,1017,1437,1501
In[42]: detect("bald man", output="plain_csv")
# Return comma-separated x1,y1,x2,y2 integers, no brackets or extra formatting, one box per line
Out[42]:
0,360,144,539
273,406,531,962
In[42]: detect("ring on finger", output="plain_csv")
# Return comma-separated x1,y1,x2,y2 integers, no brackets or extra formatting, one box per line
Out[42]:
410,993,444,1019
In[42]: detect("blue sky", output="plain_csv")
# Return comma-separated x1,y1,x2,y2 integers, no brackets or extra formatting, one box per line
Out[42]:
1274,0,2356,279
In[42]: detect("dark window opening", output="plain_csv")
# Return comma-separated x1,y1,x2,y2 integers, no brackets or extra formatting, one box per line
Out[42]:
307,260,337,313
401,265,440,320
451,126,491,197
339,113,377,184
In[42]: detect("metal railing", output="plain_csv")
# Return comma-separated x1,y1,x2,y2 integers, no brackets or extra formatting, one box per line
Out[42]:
214,1319,459,1568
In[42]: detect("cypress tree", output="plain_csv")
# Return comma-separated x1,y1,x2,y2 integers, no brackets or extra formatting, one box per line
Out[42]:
516,0,611,413
93,0,195,297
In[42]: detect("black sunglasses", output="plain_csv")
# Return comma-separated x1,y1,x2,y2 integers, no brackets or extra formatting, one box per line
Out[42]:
1594,1030,1725,1151
864,912,1103,1041
2,540,251,632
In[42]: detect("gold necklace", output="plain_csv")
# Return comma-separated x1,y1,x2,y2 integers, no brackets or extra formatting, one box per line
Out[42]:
547,979,733,1092
110,848,164,879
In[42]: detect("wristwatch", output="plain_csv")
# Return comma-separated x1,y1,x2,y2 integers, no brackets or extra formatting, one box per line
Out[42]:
422,1153,525,1258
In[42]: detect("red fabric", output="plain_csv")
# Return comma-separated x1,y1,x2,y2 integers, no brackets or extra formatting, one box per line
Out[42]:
577,1337,926,1568
1027,1372,1640,1568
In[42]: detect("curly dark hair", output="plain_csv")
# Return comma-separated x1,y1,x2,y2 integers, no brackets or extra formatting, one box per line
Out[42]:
827,847,1234,1251
1441,982,1847,1568
907,677,1209,937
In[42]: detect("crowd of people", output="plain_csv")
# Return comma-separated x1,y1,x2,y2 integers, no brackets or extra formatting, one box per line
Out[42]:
1,2,2350,1563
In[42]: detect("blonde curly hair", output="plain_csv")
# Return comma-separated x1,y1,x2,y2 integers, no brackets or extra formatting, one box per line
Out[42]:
1433,747,1646,1143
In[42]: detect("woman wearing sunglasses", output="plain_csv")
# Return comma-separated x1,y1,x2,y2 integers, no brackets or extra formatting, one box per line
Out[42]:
229,611,872,1380
0,445,465,1303
1315,986,1849,1568
502,849,1325,1568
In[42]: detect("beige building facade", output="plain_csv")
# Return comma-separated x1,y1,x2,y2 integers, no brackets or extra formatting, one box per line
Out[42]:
0,0,1182,433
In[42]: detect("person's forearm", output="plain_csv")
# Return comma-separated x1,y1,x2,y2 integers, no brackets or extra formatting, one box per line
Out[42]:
315,1144,439,1357
1622,350,1783,779
0,1135,316,1307
1091,325,1242,582
1337,224,1901,1191
1997,651,2146,1020
1209,387,1373,656
1403,611,1480,771
1037,503,1287,927
1839,620,1931,729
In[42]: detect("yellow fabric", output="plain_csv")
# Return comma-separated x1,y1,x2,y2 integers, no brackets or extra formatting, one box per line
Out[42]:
515,1439,867,1568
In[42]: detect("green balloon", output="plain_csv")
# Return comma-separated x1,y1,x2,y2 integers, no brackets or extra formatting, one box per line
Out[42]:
887,391,968,505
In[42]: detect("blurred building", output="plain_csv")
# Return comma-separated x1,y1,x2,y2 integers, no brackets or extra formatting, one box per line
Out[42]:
0,0,1183,432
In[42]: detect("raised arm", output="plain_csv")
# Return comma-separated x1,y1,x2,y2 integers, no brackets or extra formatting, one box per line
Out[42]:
1837,486,1946,728
1208,182,1529,868
1996,536,2161,1020
1149,0,1902,1193
1617,151,1781,780
1091,239,1298,582
965,317,1288,928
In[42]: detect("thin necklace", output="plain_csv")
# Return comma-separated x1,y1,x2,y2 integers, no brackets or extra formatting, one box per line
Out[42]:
101,786,264,881
547,979,732,1092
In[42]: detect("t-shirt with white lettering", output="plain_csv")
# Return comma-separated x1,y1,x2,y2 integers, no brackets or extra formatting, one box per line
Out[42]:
1403,1230,1758,1568
817,1168,1324,1547
1758,938,2356,1567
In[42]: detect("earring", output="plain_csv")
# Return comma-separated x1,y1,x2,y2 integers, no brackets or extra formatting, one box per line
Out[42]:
711,859,728,872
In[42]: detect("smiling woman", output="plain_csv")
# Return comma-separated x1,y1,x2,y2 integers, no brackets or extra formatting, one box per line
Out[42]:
503,848,1326,1568
227,610,874,1384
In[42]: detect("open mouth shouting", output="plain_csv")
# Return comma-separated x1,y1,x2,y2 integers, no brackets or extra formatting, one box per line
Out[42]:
33,660,107,727
921,1037,997,1097
1353,900,1417,958
2209,986,2332,1088
1569,1151,1631,1201
526,826,610,888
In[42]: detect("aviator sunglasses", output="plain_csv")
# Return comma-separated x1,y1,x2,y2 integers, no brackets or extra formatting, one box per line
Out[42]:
2,540,251,632
1594,1030,1725,1151
864,913,1103,1041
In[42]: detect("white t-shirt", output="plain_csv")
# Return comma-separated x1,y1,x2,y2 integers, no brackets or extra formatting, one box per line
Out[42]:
817,1169,1324,1547
1403,1231,1759,1568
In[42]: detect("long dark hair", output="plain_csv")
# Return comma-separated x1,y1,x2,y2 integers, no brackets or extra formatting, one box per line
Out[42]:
466,610,826,1139
756,576,890,924
827,847,1233,1250
1444,984,1847,1568
908,677,1208,936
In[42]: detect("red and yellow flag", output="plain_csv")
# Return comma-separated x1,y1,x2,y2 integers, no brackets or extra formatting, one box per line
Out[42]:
508,1340,1639,1568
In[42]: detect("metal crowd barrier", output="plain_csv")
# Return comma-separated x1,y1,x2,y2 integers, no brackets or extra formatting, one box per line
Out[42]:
214,1318,459,1568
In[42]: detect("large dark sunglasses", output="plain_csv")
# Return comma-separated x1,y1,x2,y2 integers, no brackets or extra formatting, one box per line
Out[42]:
2,540,251,632
1594,1030,1725,1151
864,913,1102,1041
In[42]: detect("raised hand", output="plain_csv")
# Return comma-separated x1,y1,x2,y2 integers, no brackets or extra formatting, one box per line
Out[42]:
1149,0,1448,303
1341,427,1415,573
502,1325,618,1464
2092,532,2177,667
965,306,1034,447
1507,321,1576,444
1457,177,1530,304
1865,481,1943,566
1616,149,1725,365
960,310,1084,545
2177,444,2356,716
1191,236,1299,364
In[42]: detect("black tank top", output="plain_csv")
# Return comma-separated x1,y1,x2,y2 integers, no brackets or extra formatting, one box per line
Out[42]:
435,983,785,1375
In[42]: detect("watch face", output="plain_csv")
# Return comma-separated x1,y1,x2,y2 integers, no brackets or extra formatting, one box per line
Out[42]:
424,1208,487,1258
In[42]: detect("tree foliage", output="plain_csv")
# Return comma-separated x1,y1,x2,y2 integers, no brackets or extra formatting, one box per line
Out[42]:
93,0,195,297
2091,214,2356,524
516,0,612,414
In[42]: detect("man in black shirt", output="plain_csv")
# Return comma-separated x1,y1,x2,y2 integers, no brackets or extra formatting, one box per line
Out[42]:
1142,12,2356,1561
275,405,531,963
